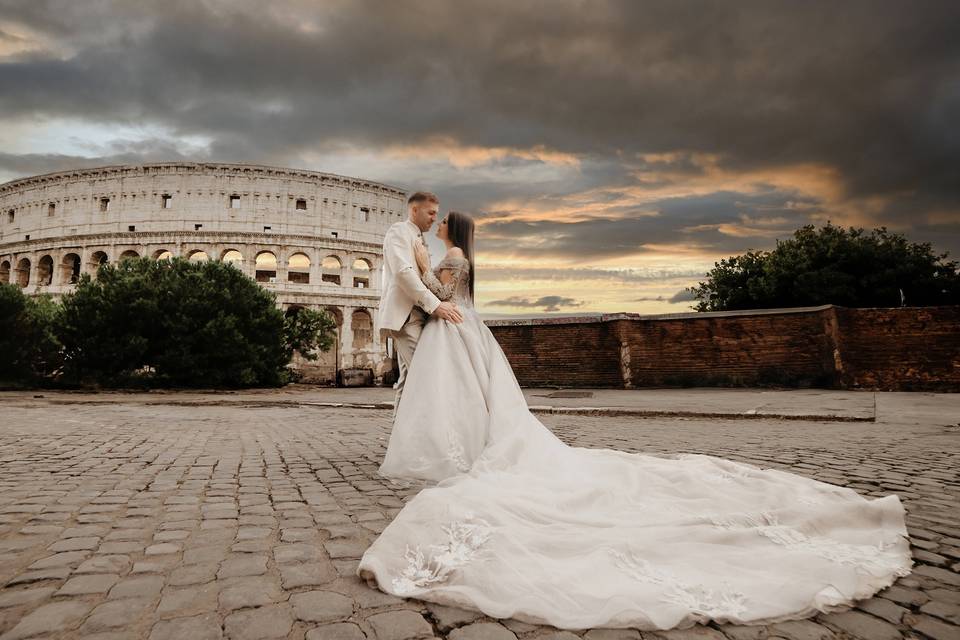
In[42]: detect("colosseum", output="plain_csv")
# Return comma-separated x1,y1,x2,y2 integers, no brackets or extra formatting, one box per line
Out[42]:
0,162,408,384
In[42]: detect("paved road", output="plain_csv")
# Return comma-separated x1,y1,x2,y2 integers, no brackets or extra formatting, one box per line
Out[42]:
0,395,957,640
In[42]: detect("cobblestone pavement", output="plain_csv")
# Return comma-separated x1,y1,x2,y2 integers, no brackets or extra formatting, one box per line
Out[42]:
0,398,958,640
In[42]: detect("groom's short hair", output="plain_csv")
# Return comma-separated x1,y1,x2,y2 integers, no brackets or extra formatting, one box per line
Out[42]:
407,191,439,206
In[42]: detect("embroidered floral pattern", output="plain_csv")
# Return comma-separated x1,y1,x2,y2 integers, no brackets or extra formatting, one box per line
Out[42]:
447,430,471,472
611,549,748,619
705,510,911,577
392,515,493,595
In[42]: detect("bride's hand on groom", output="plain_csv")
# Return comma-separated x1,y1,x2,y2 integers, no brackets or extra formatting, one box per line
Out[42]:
433,301,464,323
414,241,430,274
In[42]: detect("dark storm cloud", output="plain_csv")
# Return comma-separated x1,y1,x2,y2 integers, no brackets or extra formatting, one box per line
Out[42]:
476,188,820,260
488,296,585,312
2,1,959,191
634,290,697,304
1,0,958,258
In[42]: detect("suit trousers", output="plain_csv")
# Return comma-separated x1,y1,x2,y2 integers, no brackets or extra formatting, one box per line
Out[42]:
390,306,428,419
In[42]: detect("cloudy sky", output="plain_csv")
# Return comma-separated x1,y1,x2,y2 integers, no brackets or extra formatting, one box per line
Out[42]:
1,1,958,315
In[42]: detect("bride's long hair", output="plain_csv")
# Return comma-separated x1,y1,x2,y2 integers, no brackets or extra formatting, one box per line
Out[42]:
445,211,475,301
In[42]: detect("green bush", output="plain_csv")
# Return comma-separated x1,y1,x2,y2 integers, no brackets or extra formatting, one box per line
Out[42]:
0,284,63,383
56,256,334,387
687,223,960,311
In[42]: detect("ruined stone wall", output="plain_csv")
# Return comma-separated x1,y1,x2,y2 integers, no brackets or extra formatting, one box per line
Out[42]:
486,305,960,391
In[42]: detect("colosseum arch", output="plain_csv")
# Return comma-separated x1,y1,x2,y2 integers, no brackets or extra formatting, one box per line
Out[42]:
60,253,81,284
37,255,54,286
15,257,31,287
119,250,140,260
352,258,371,289
88,251,108,275
153,249,173,260
0,260,10,284
321,256,342,285
287,252,311,284
187,249,210,262
255,251,278,282
351,308,373,349
221,249,243,264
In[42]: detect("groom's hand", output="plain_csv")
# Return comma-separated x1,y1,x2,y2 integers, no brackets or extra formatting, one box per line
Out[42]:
433,301,464,324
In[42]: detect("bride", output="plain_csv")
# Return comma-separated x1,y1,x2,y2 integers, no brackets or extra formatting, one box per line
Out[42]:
358,211,913,631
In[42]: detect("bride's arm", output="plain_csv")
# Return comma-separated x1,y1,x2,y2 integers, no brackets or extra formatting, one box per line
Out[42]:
422,267,457,301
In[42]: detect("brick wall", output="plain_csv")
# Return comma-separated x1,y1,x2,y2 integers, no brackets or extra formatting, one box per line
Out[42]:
486,304,960,391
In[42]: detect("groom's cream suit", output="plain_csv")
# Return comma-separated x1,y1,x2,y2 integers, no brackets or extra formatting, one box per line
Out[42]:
379,219,442,412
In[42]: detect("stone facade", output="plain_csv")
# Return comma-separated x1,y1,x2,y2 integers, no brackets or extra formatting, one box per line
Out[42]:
0,162,406,383
488,304,960,391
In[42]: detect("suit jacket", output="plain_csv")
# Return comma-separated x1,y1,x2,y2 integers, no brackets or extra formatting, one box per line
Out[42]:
378,219,442,334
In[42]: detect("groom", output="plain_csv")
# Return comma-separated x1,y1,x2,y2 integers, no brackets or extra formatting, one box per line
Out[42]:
379,191,463,415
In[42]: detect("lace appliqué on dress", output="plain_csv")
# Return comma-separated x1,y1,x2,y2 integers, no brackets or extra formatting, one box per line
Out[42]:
392,515,493,595
706,510,911,577
421,256,469,302
611,549,748,620
447,430,471,472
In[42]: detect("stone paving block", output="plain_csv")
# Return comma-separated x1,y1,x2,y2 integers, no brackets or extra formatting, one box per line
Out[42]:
817,610,902,640
149,612,223,640
305,622,367,640
279,560,338,589
223,603,294,640
765,619,836,640
645,627,726,639
218,553,268,578
97,541,145,554
6,567,71,585
219,576,285,610
156,583,219,616
534,633,580,640
108,574,165,599
1,600,93,639
145,542,181,555
324,539,369,559
27,550,88,569
446,621,516,640
61,525,108,538
48,535,101,552
75,554,131,574
55,572,120,595
274,542,325,564
80,597,151,633
329,576,406,608
582,630,643,640
425,602,483,632
290,589,355,622
903,612,959,640
183,544,229,565
168,561,218,586
920,600,960,625
0,586,56,609
856,596,909,624
367,610,436,640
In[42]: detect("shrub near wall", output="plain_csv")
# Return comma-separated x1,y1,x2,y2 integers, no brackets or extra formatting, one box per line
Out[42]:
58,257,300,387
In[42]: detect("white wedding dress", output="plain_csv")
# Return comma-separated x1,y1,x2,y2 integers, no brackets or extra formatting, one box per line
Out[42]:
358,256,914,631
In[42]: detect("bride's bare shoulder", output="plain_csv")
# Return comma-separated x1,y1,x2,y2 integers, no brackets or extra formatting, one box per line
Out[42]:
445,247,465,260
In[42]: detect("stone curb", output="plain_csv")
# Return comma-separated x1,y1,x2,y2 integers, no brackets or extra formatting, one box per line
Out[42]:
20,397,875,422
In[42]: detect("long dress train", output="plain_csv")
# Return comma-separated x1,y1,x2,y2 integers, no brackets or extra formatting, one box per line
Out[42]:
359,256,913,631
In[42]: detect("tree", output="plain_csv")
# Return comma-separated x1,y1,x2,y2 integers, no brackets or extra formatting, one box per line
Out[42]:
284,306,337,362
686,222,960,311
0,284,62,382
57,257,335,387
